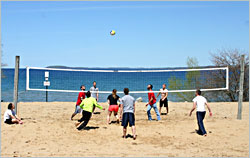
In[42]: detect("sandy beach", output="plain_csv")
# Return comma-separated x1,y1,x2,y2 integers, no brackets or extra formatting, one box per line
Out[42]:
1,101,249,157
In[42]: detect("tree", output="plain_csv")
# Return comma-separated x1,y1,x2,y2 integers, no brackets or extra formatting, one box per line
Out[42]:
205,48,249,101
168,57,200,101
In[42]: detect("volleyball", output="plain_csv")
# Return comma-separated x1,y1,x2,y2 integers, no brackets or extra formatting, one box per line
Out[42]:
110,30,116,35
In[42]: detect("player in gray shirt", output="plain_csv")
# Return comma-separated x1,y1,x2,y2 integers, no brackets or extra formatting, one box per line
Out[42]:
90,81,99,113
90,81,99,101
120,88,136,140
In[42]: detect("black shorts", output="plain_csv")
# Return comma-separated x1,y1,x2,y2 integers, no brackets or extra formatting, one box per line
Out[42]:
160,98,168,107
121,113,135,128
4,118,13,124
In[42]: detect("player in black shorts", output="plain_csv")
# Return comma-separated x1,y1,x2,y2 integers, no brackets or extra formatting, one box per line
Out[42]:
156,84,169,115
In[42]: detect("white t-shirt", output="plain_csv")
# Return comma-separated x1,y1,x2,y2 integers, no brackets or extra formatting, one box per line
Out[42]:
4,109,15,121
160,88,168,99
192,96,207,112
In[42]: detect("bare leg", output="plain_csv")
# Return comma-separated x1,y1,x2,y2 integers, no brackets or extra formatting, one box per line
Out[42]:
166,106,169,114
132,126,136,140
107,111,112,124
114,112,119,123
75,122,81,127
71,113,77,120
159,107,162,115
123,127,127,138
12,119,19,124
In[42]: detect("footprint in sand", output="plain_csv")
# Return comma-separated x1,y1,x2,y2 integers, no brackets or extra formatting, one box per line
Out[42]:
25,140,31,143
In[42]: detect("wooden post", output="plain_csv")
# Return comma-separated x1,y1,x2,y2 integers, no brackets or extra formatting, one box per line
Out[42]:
14,56,20,115
237,55,245,120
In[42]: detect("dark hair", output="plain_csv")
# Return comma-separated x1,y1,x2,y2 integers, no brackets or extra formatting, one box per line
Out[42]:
86,91,91,98
163,83,166,86
149,84,153,89
8,103,13,110
196,89,201,95
93,81,96,83
124,88,129,95
112,89,117,99
80,85,85,89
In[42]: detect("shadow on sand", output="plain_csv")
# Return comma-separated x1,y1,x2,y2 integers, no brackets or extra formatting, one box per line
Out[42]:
83,126,99,130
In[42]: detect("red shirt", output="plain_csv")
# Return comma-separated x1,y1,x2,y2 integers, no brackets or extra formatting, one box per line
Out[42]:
148,91,156,105
76,92,85,106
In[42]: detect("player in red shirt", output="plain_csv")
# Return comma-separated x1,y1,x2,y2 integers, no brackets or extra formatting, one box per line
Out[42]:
145,84,161,121
71,85,86,120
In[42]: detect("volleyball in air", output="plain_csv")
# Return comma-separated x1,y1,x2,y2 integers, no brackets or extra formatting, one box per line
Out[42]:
110,30,116,36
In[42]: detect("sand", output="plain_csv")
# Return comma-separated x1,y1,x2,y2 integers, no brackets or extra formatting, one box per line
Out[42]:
1,101,249,157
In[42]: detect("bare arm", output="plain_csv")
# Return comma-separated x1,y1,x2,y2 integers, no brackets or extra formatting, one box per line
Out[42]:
120,104,123,119
189,102,196,116
96,92,99,101
133,103,135,113
146,97,154,106
156,92,160,98
206,103,212,116
162,92,168,100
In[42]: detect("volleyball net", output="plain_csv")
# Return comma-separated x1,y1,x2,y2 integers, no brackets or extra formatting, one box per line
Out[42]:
26,66,229,93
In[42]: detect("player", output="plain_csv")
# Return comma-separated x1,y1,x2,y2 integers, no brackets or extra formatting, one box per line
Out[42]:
189,89,212,136
146,84,161,121
120,88,136,140
107,89,120,124
4,103,23,124
90,81,99,113
71,85,86,120
90,81,99,101
75,91,105,130
156,83,169,115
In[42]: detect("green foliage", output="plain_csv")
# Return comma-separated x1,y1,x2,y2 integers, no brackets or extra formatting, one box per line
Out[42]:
168,57,200,102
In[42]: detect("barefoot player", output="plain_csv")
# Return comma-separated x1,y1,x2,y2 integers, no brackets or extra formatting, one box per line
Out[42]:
120,88,136,140
189,89,212,136
156,83,169,115
107,89,120,124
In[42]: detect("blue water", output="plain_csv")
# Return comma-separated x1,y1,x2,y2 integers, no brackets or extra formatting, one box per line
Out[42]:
1,68,225,102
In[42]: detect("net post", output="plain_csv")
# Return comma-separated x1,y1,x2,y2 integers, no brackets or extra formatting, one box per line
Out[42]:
226,67,229,90
14,56,20,115
237,55,245,120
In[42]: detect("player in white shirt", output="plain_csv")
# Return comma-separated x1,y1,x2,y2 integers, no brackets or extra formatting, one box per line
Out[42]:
156,84,169,115
189,90,212,136
4,103,23,124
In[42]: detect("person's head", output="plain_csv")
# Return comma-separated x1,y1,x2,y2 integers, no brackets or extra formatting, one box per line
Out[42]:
93,81,96,87
112,89,117,99
147,84,153,90
86,91,91,98
162,83,166,89
80,85,85,91
8,103,14,110
196,89,201,96
124,88,129,95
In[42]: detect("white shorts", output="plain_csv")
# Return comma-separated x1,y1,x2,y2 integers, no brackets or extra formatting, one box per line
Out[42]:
74,105,83,114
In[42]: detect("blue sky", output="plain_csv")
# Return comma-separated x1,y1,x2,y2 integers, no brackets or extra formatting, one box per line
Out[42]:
1,1,249,68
